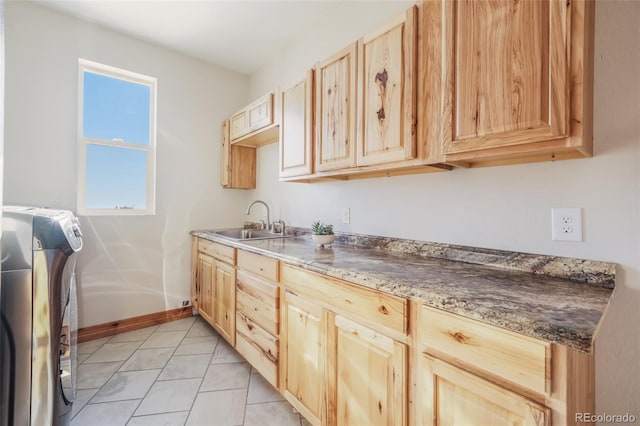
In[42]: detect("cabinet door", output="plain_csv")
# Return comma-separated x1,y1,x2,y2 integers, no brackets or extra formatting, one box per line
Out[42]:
197,254,216,327
315,42,358,172
328,315,406,426
357,6,416,166
213,261,236,346
230,110,248,140
419,354,549,426
279,71,314,178
221,119,257,189
441,0,568,155
247,93,274,133
281,290,325,426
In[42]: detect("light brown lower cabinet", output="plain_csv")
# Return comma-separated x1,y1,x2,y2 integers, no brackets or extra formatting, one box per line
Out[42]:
419,354,549,426
280,264,408,426
212,261,235,345
280,290,326,426
328,314,407,426
192,238,236,346
195,253,215,326
191,239,596,426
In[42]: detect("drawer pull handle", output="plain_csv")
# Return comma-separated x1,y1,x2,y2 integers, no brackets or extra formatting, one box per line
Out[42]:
448,331,470,344
378,305,389,315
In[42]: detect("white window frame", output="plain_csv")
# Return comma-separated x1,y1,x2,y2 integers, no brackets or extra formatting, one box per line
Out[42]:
77,58,157,216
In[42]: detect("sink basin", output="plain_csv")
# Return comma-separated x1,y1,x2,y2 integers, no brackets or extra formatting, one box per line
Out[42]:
212,228,289,241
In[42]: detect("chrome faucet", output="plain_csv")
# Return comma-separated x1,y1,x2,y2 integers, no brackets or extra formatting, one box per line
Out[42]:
245,200,271,231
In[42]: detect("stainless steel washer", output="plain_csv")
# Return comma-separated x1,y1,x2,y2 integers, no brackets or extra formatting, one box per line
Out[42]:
0,206,83,426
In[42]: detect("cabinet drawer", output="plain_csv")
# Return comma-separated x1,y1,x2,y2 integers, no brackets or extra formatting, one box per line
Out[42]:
198,239,235,264
420,306,550,395
236,313,278,387
281,264,407,335
236,270,279,335
237,250,279,282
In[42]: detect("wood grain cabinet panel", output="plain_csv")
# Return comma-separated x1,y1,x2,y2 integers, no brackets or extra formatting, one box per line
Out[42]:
237,250,279,282
419,0,594,165
280,290,325,426
213,261,236,345
230,110,248,140
236,270,279,335
445,0,568,153
247,93,274,133
198,239,235,264
357,6,417,167
281,264,407,336
328,315,407,426
196,253,216,327
420,306,550,395
419,355,550,426
315,42,358,172
236,313,279,387
279,71,314,179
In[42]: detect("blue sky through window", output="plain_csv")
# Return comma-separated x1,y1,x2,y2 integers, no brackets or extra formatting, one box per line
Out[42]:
81,69,153,211
83,71,151,145
85,145,147,210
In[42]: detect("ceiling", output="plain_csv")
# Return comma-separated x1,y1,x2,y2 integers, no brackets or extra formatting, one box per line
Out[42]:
33,0,341,75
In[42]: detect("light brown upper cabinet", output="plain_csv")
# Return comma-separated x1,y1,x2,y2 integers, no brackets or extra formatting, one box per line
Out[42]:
315,42,358,172
221,119,256,189
420,0,594,165
279,71,314,179
357,6,417,167
230,92,279,148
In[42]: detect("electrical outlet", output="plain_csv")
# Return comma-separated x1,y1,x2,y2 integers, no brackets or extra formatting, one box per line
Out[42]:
342,208,351,224
182,300,189,307
551,208,583,242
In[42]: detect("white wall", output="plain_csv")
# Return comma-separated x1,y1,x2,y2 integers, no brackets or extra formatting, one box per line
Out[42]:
249,0,640,418
4,2,250,327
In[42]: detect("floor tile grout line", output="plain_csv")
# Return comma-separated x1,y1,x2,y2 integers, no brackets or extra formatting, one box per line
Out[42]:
178,319,218,426
81,320,174,412
72,316,223,424
128,315,200,424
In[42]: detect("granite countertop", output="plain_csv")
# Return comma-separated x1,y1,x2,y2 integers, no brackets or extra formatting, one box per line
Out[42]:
192,229,615,353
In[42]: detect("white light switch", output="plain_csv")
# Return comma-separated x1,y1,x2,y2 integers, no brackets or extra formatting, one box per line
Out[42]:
551,208,583,242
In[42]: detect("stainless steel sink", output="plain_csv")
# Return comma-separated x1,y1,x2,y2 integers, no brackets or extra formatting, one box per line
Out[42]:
212,228,289,241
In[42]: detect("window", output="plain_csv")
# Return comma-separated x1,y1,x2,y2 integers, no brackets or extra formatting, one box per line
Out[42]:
77,59,157,215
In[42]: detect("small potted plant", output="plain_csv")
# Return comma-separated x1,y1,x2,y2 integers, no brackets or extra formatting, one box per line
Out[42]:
311,221,336,248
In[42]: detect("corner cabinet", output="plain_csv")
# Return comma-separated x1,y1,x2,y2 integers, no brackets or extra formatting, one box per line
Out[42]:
421,0,594,165
279,71,315,179
221,119,256,189
230,92,279,147
191,238,236,345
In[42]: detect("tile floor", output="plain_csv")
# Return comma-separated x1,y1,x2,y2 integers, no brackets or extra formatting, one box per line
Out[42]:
72,316,312,426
